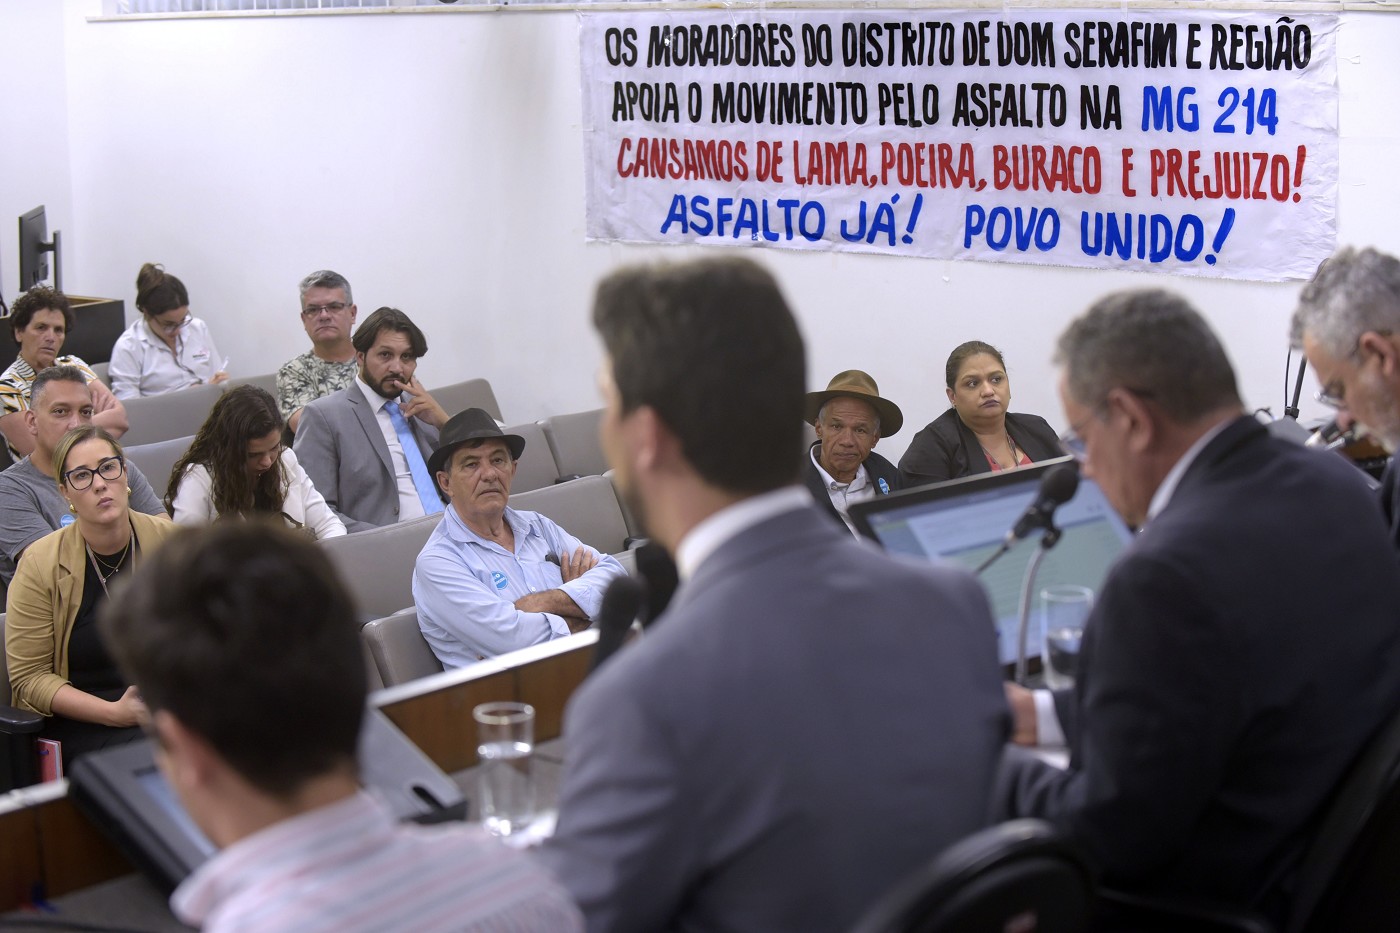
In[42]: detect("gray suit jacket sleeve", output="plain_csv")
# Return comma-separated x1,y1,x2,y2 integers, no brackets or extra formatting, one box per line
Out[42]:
535,668,699,933
293,399,375,534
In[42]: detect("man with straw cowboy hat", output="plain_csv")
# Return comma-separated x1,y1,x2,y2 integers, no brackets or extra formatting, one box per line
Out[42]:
802,369,904,534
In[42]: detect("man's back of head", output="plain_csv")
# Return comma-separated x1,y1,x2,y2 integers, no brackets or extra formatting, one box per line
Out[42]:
592,257,805,495
103,521,365,800
1055,288,1242,422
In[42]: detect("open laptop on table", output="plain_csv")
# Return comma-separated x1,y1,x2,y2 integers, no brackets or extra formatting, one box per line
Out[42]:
849,457,1134,667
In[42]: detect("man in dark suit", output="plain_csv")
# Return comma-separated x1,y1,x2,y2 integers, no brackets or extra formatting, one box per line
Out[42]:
1292,245,1400,550
1001,289,1400,925
293,307,446,532
801,369,903,534
537,258,1009,933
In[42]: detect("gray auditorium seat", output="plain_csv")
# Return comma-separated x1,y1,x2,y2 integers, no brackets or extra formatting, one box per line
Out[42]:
225,372,279,404
119,383,225,447
505,421,560,493
89,361,111,387
320,512,445,620
430,378,502,423
509,474,630,554
540,408,607,478
363,607,443,688
604,469,644,541
122,434,194,504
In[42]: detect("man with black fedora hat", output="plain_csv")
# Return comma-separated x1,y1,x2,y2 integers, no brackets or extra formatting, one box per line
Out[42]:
411,407,625,665
802,369,904,534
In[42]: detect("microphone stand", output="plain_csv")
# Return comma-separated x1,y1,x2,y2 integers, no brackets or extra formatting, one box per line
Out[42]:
1285,352,1307,421
1014,522,1065,686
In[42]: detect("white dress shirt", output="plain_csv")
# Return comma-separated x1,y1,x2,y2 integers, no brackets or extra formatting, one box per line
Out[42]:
169,448,347,540
354,376,426,522
809,444,875,536
674,485,812,581
108,316,223,399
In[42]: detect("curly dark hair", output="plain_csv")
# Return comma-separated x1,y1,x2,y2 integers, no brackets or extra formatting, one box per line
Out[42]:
9,286,73,344
166,385,286,518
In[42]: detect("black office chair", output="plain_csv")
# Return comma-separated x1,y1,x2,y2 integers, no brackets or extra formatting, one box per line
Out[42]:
848,818,1095,933
0,613,45,791
1098,700,1400,933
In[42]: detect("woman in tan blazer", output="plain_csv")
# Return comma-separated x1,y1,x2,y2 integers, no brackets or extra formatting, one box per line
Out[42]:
5,425,180,769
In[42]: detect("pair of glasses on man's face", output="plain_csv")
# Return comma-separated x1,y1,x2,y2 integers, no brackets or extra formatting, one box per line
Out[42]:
301,302,348,319
64,455,125,491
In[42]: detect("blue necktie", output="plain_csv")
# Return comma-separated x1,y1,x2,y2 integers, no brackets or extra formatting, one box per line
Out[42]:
385,401,444,515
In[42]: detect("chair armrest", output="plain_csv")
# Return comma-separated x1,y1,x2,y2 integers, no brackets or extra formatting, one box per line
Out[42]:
1096,887,1276,933
0,703,43,735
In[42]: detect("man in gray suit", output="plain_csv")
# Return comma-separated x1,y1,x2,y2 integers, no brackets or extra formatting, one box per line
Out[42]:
536,257,1009,933
293,307,447,533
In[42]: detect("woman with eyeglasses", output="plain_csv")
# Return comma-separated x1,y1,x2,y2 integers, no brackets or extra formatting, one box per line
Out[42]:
898,340,1063,488
108,263,229,399
166,385,346,539
5,425,179,768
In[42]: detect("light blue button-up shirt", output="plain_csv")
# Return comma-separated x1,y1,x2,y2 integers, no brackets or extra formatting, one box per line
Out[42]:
413,504,626,666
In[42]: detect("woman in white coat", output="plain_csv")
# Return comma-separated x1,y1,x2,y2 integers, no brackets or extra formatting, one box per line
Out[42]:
166,384,345,539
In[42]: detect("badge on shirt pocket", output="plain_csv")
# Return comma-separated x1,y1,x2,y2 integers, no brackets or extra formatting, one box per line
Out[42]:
491,571,509,590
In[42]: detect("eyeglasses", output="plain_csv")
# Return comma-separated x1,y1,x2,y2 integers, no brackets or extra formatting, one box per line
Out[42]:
1059,422,1091,462
1315,382,1346,411
301,302,348,319
1313,331,1391,412
64,455,125,491
155,314,191,334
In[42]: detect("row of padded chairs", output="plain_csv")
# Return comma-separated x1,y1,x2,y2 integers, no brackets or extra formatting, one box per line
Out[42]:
114,375,504,448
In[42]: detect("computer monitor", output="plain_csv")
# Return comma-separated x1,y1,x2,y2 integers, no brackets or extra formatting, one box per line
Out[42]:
850,458,1134,665
18,205,60,292
68,708,467,893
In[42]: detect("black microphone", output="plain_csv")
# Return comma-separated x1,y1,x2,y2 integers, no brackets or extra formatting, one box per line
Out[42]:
1005,463,1081,546
633,543,678,629
1305,418,1355,451
590,576,646,673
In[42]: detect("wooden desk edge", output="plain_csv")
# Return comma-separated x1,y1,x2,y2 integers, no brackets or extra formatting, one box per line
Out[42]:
0,633,597,910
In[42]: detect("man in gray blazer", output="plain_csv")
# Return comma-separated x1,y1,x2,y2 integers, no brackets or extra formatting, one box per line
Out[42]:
536,258,1010,933
293,307,446,533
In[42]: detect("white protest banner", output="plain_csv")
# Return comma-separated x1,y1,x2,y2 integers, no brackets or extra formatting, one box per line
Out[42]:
580,9,1337,281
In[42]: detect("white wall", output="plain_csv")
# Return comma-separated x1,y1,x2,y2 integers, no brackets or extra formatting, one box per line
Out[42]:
0,1,74,305
7,1,1399,461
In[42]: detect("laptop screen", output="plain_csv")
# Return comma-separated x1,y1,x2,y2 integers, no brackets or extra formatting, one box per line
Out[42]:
850,458,1134,664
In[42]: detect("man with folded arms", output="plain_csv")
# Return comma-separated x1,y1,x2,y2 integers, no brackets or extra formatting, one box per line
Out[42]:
101,522,583,933
0,365,163,586
413,407,625,665
1001,289,1400,925
1291,245,1400,549
537,257,1008,933
801,369,903,534
293,307,447,532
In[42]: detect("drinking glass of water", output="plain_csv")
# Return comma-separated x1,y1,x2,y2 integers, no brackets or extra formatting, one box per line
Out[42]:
473,701,535,837
1040,585,1093,690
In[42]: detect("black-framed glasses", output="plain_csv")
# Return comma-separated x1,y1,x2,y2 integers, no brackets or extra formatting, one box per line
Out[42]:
301,302,348,319
64,455,125,491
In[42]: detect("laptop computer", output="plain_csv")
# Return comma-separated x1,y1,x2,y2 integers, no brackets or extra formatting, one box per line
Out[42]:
849,457,1134,665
